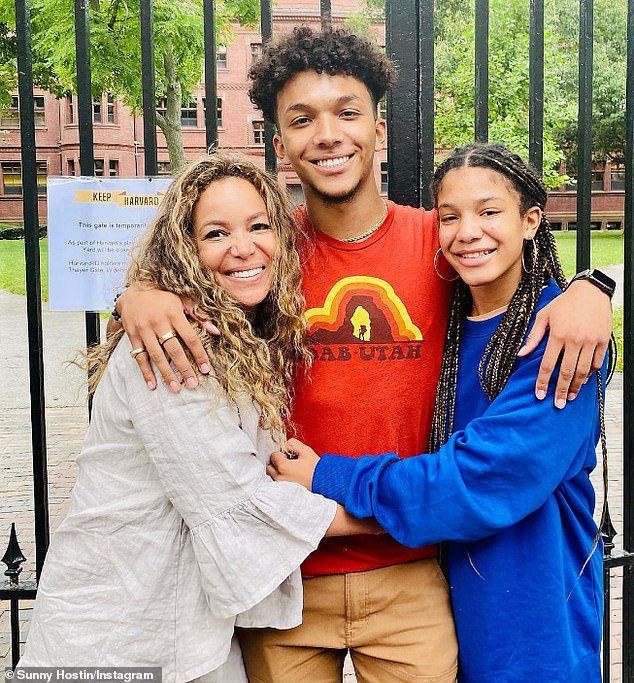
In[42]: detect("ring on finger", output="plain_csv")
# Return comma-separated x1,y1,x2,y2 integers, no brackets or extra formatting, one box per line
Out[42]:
284,449,299,460
130,347,147,360
158,331,176,345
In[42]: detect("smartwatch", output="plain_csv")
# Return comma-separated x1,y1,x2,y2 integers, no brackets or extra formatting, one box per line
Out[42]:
569,268,616,300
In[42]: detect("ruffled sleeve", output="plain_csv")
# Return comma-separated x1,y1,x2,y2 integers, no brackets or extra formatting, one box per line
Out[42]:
116,337,336,618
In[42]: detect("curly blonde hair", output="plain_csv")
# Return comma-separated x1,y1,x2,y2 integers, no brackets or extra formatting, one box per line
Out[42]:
90,154,311,440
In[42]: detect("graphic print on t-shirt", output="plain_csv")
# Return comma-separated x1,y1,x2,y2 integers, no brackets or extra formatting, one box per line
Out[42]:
305,276,424,362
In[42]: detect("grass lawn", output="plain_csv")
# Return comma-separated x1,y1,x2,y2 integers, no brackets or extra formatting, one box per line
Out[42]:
0,237,48,299
554,230,623,278
613,307,624,373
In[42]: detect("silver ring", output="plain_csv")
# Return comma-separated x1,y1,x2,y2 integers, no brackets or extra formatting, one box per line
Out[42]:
130,347,147,360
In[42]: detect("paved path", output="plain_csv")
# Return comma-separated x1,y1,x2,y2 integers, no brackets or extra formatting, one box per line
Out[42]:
0,285,628,679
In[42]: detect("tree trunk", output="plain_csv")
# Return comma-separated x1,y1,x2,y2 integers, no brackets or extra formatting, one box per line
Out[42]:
156,43,186,174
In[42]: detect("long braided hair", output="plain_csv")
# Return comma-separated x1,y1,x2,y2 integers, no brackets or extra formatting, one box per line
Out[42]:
429,143,568,449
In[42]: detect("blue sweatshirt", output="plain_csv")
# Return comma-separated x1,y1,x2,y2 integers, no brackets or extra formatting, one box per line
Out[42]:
313,281,603,683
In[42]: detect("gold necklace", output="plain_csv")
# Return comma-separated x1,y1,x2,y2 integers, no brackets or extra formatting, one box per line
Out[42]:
341,204,388,243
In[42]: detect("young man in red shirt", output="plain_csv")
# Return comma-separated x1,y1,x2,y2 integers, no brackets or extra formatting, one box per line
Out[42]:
116,27,613,683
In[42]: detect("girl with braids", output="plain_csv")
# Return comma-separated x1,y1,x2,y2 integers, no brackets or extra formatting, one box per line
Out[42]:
270,143,613,682
19,155,375,681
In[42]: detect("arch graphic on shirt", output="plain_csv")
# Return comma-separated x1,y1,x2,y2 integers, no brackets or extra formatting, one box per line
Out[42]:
305,276,423,344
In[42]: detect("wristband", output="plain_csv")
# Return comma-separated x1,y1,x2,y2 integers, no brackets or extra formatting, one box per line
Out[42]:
569,268,616,300
111,287,127,321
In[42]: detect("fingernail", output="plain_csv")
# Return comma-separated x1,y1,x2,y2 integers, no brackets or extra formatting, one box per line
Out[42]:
200,363,210,374
555,398,566,409
186,376,198,389
146,380,156,390
536,389,546,400
169,380,181,393
567,392,577,401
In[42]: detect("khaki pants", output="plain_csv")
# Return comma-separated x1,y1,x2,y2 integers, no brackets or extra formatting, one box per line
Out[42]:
238,558,457,683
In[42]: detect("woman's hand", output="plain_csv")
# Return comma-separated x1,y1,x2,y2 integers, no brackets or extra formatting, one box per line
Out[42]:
267,438,320,490
117,283,218,391
519,279,612,408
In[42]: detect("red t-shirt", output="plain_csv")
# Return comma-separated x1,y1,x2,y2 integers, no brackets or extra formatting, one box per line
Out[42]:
292,201,454,576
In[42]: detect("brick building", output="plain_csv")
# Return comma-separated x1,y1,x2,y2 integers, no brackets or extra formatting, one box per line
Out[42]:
0,0,623,229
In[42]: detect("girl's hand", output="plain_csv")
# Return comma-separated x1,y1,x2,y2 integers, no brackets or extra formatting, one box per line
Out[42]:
267,438,319,490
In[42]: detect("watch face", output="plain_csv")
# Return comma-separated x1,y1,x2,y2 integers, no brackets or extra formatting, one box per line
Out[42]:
587,269,616,298
591,269,615,291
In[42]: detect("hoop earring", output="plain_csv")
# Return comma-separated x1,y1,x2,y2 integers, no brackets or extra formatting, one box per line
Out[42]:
434,248,459,282
521,239,537,274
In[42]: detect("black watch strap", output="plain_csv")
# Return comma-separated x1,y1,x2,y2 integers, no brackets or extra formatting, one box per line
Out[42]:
569,268,616,300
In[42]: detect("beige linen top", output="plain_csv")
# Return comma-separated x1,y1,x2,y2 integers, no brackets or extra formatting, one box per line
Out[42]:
20,336,336,682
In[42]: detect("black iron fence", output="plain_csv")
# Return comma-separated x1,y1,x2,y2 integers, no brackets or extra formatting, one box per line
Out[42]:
1,0,632,678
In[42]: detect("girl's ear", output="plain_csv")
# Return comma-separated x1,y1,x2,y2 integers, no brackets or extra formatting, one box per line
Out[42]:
524,206,542,240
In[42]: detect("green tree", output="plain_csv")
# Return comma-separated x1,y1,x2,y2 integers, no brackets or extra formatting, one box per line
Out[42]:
0,0,258,172
346,0,384,36
350,0,627,186
546,0,627,169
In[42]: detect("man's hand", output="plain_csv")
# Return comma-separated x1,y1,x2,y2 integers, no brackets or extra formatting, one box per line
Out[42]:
117,283,214,392
519,279,612,408
267,438,319,490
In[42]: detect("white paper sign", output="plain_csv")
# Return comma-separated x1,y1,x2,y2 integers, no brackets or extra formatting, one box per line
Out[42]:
47,176,173,311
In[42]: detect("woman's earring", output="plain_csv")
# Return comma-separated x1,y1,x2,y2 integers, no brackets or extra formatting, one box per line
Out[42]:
434,248,459,282
521,239,537,274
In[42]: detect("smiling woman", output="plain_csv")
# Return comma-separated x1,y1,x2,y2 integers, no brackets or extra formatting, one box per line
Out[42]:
17,154,375,679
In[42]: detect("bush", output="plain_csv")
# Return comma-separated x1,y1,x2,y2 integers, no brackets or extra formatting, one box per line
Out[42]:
0,224,47,239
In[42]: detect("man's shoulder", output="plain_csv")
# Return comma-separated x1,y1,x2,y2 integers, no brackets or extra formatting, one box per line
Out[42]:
391,202,437,226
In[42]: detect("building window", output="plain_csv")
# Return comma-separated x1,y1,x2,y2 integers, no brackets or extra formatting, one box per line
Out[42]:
252,120,265,145
93,99,102,123
216,46,227,69
67,159,76,176
0,96,46,127
34,96,45,126
591,162,605,191
181,99,198,127
109,159,119,177
380,161,388,194
156,97,167,118
157,161,171,176
2,161,22,194
66,95,75,124
250,42,262,64
107,94,116,124
94,159,105,176
202,97,223,128
3,96,20,127
37,162,47,194
1,161,47,195
611,164,625,191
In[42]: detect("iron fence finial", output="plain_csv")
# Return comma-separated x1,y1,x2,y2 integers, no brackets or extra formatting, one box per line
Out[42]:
2,523,27,587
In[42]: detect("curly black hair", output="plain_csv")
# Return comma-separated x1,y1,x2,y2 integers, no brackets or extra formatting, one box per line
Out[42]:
248,26,397,124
